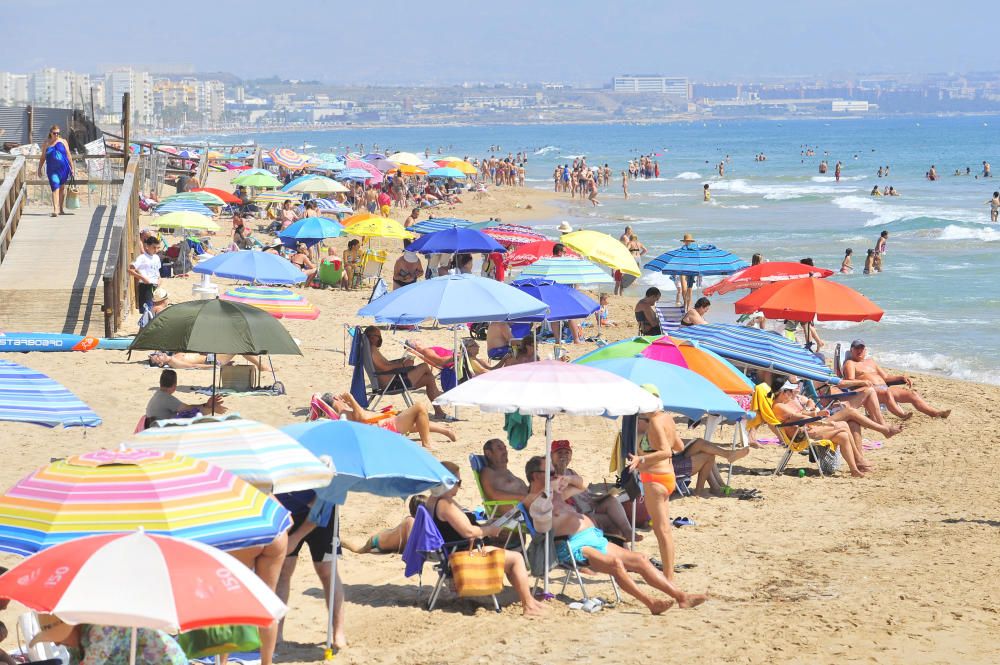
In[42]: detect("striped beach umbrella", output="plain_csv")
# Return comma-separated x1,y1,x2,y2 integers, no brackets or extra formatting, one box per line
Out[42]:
344,159,384,182
516,256,614,285
0,359,101,427
479,223,547,248
268,148,309,170
220,286,320,320
0,449,292,556
191,187,241,204
124,416,334,493
408,217,473,234
283,175,349,194
506,240,579,268
314,198,353,213
148,211,220,231
644,243,749,276
670,323,840,384
253,191,300,204
161,191,225,206
154,200,214,217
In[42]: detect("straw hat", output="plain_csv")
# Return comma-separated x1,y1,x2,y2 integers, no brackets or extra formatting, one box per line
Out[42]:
557,221,574,234
29,614,74,647
680,233,696,243
152,287,169,303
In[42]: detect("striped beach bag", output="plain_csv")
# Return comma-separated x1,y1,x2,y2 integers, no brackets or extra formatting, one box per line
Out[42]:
449,542,505,597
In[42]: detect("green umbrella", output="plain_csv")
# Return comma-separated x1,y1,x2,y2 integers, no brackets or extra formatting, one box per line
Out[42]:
232,172,282,188
161,191,225,206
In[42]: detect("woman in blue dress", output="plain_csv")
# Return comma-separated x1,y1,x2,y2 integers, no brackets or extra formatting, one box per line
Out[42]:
37,124,74,216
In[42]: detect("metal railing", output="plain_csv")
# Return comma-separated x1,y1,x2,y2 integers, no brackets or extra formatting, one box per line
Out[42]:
0,156,27,264
102,158,141,337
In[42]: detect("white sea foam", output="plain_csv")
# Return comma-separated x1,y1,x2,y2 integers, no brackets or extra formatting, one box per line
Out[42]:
874,351,999,386
675,172,703,180
832,196,971,227
936,224,1000,242
533,146,559,155
811,175,867,182
646,192,688,198
711,178,856,200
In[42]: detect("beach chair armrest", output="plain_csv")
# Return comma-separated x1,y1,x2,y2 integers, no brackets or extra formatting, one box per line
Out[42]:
817,389,862,401
777,415,825,428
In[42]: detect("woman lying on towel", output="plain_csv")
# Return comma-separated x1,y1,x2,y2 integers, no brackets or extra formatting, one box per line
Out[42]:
341,495,426,554
318,392,455,448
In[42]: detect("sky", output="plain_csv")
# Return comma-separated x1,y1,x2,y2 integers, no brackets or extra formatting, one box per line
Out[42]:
2,0,995,84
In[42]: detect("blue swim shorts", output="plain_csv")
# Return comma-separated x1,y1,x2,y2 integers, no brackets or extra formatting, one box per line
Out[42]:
556,527,609,565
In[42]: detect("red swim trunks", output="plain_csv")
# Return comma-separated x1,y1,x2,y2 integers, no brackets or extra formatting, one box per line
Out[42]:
376,418,400,434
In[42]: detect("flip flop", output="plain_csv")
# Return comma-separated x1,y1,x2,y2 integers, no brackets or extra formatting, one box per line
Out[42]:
737,488,763,501
649,557,663,571
673,563,698,572
671,516,697,527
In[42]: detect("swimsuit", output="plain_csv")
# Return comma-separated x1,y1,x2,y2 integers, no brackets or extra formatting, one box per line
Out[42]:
376,418,400,433
556,526,609,566
44,141,72,191
487,345,511,360
637,432,677,494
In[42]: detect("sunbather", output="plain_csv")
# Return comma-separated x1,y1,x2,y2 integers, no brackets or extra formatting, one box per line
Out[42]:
342,496,426,554
320,392,455,447
149,351,262,371
406,338,491,376
673,436,751,497
787,378,902,452
364,326,447,418
550,439,638,539
481,438,530,501
523,456,707,614
843,340,951,419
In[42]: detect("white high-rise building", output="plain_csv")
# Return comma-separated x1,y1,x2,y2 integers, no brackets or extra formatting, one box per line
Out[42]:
104,68,154,126
29,69,91,108
0,72,30,106
613,75,690,99
200,80,225,122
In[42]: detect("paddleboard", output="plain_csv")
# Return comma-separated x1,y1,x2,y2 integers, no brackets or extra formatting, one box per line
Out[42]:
0,332,133,352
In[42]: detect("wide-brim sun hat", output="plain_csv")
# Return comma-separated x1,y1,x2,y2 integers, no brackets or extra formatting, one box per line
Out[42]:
557,221,574,233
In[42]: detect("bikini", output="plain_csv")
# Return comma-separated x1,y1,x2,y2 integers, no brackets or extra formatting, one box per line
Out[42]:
636,429,677,495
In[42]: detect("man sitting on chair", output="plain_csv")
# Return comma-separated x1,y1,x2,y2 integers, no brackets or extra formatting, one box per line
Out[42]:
364,326,447,419
634,287,663,336
480,438,529,502
522,456,707,614
549,440,637,540
843,340,950,419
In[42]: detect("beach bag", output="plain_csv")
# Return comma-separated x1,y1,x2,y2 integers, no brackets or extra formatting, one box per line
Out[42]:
449,542,504,597
811,443,842,475
177,625,260,658
64,187,80,210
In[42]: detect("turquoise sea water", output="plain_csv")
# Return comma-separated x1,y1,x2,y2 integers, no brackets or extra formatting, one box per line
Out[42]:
191,117,1000,385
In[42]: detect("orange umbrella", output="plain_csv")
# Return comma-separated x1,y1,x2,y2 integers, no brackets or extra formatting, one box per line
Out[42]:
391,164,427,176
734,277,883,322
668,340,754,396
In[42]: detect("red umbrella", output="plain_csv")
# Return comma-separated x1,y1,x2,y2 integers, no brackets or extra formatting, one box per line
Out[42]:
506,240,579,267
735,277,883,322
481,224,547,248
191,187,241,204
704,261,834,295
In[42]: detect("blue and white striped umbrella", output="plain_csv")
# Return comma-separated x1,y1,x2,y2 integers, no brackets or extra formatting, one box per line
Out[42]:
408,217,473,234
670,324,840,384
517,256,614,285
314,198,353,214
154,200,214,216
644,243,749,276
335,168,374,181
0,360,102,427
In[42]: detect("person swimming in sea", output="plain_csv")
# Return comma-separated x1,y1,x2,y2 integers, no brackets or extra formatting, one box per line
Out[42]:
863,249,876,275
841,248,853,274
703,183,711,202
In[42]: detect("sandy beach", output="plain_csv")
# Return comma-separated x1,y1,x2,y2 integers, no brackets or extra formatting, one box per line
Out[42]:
1,179,997,665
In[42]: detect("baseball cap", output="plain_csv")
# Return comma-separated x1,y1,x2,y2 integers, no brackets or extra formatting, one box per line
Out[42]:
850,339,866,349
551,440,572,453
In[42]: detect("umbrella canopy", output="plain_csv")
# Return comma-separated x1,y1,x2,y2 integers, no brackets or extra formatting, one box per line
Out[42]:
128,299,302,356
510,278,599,322
283,175,349,194
335,168,376,182
193,250,306,285
343,214,415,240
560,230,641,277
644,243,750,276
314,198,353,214
0,359,101,427
426,167,466,179
517,256,614,285
0,530,286,631
366,157,398,173
124,416,333,493
232,172,282,188
586,358,745,422
148,211,220,232
671,323,840,383
406,227,505,254
734,277,884,323
575,335,688,367
670,341,755,396
282,420,457,505
704,261,835,296
160,191,225,206
480,223,548,248
357,273,548,325
344,160,384,182
253,191,300,204
269,148,308,170
154,200,214,217
506,240,579,267
191,187,241,204
436,159,477,174
387,151,424,166
0,449,292,556
408,217,473,234
391,164,427,176
278,216,345,245
220,286,320,320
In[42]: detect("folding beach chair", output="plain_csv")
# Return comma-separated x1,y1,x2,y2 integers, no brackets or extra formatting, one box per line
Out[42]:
653,303,686,334
468,454,527,551
359,249,388,286
356,326,419,409
747,384,838,477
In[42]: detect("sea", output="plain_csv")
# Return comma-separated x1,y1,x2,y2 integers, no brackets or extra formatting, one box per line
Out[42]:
186,117,1000,385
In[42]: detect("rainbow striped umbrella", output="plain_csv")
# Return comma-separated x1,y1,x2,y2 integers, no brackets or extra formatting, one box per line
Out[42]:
0,449,292,556
253,191,300,203
268,148,309,170
221,286,320,320
123,416,334,494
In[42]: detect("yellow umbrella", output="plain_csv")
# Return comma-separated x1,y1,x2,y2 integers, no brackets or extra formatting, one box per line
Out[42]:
391,164,427,176
560,230,641,276
343,214,415,240
439,159,478,175
149,211,221,232
387,151,424,166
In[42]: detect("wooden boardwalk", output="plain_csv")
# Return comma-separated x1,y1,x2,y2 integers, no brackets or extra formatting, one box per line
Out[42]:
0,204,118,335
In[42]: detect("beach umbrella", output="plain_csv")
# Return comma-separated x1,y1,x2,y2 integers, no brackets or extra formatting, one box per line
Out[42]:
390,164,427,176
160,191,225,206
506,240,579,267
357,273,547,325
221,286,320,320
254,191,300,203
704,261,835,296
387,151,424,166
406,227,505,254
0,359,101,427
426,167,466,179
282,419,457,653
480,223,548,248
283,174,348,194
670,323,840,384
586,357,746,422
517,256,614,285
147,211,220,232
193,250,306,285
670,341,755,396
435,159,477,175
124,415,333,493
279,216,345,246
343,214,415,240
434,361,660,593
269,148,309,170
154,199,214,216
232,168,270,178
644,243,749,276
408,217,473,234
734,277,884,323
575,335,688,367
0,531,286,651
344,160,384,182
366,157,397,173
0,449,292,556
191,187,241,204
560,230,641,276
335,168,376,182
509,278,599,322
361,153,386,161
232,172,282,188
314,198,353,214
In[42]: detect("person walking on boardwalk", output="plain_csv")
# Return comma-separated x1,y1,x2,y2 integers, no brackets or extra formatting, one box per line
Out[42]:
37,125,74,217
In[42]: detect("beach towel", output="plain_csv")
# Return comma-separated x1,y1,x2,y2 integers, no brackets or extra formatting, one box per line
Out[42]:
403,505,444,578
503,412,532,450
347,327,369,407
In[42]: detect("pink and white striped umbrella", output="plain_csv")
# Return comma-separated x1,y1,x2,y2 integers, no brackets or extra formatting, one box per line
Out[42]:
0,529,286,632
344,159,384,183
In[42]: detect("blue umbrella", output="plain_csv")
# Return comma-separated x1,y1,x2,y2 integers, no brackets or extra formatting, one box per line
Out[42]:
510,278,599,322
278,217,344,247
0,360,101,427
361,153,386,161
358,273,548,325
406,227,505,255
585,357,745,422
314,198,352,214
671,323,840,383
408,217,473,234
426,167,466,179
644,243,749,276
336,168,373,181
193,250,305,285
154,200,214,216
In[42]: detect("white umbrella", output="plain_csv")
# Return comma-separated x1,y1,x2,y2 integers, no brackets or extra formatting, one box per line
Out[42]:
434,361,660,593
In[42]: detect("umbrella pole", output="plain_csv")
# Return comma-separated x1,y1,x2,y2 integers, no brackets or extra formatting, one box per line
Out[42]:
543,415,553,595
630,414,638,550
129,627,137,665
211,360,218,415
325,505,340,656
452,326,459,420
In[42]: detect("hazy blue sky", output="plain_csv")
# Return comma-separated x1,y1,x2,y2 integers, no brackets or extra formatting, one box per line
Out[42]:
2,0,993,83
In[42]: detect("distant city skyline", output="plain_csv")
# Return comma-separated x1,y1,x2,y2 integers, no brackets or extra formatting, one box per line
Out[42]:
2,0,996,84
